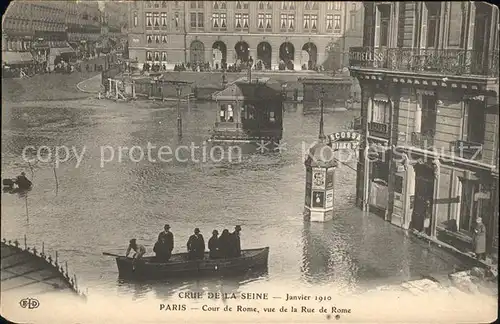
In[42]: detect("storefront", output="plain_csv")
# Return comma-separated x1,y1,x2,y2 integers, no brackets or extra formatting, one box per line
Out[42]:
2,51,35,78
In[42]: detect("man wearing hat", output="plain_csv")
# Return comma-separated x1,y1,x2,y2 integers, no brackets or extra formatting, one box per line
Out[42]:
126,239,147,270
155,224,174,261
229,225,242,257
187,228,205,260
208,230,220,259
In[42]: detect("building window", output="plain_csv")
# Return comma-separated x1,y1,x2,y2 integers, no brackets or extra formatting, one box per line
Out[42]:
190,1,196,9
190,13,197,28
350,13,356,30
133,12,138,27
304,1,318,10
213,13,220,28
288,14,294,30
334,14,341,33
311,14,317,30
220,13,227,28
161,13,167,27
351,3,357,11
334,2,341,10
266,1,272,9
214,1,219,9
265,13,272,29
378,5,391,46
243,13,249,29
421,96,437,138
259,1,264,9
426,2,441,48
464,101,486,144
153,12,160,27
258,13,264,29
175,13,179,28
198,13,204,27
280,14,287,29
146,12,152,27
197,1,204,8
281,1,287,10
235,13,242,28
154,1,160,8
161,51,167,61
304,14,310,29
155,35,160,44
327,14,333,30
161,35,168,43
161,1,167,8
146,51,152,61
236,1,242,9
147,35,153,44
459,179,481,233
371,100,390,124
154,51,160,61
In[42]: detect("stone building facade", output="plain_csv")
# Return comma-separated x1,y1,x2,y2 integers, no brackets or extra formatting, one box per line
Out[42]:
350,2,499,259
127,0,363,70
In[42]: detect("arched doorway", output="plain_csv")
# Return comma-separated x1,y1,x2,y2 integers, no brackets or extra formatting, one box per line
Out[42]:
257,42,272,70
302,42,318,70
279,42,295,70
212,41,227,70
234,41,250,65
190,40,204,64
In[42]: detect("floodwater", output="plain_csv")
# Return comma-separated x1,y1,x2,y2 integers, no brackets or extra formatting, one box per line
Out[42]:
1,98,467,301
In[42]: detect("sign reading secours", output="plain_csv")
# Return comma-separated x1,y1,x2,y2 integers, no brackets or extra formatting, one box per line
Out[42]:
327,131,361,151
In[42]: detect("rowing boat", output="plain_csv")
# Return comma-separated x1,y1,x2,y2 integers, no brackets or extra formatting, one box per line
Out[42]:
111,247,269,280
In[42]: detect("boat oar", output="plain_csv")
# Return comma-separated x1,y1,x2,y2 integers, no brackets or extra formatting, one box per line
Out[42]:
102,252,122,257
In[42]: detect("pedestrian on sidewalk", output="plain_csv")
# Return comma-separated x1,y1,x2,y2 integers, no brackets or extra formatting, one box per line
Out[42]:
472,217,486,260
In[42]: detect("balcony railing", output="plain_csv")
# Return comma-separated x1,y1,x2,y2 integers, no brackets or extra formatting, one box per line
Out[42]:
411,132,435,149
349,47,499,78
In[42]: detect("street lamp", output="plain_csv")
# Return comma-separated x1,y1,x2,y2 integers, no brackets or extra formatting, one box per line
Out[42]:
319,87,326,142
176,84,182,138
247,56,254,83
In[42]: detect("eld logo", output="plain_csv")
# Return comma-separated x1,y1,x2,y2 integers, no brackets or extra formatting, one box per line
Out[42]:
19,298,40,309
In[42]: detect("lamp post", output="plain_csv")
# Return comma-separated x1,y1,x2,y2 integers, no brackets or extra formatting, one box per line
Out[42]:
281,83,288,112
176,84,182,138
247,56,254,83
319,87,326,142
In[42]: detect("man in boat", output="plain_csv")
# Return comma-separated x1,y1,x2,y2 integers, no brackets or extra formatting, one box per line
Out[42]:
187,228,205,260
15,172,31,189
208,230,220,259
218,229,231,258
229,225,242,257
156,224,174,261
126,239,146,270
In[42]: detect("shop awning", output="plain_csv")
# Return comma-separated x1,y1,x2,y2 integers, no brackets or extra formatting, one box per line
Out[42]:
50,47,76,56
2,51,34,65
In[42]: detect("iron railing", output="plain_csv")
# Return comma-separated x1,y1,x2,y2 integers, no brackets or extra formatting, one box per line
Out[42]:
349,47,499,78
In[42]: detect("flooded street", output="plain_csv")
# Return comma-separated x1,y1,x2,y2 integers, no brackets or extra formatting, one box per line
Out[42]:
1,98,467,301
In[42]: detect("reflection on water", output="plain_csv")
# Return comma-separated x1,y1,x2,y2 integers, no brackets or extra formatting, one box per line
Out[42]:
118,268,269,301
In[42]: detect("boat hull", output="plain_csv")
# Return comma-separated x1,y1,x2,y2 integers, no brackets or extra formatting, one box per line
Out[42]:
115,247,269,280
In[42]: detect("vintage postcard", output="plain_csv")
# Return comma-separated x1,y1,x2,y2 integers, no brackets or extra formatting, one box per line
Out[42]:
1,1,498,323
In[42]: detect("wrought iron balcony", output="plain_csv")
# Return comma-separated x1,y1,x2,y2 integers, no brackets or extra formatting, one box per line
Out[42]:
349,47,499,78
411,132,435,149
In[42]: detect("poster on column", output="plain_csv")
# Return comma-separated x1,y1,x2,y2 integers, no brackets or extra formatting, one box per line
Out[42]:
312,191,325,208
326,168,334,189
325,189,334,208
312,168,325,189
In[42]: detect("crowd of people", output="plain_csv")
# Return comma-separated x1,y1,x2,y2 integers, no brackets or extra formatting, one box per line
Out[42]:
125,224,243,263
